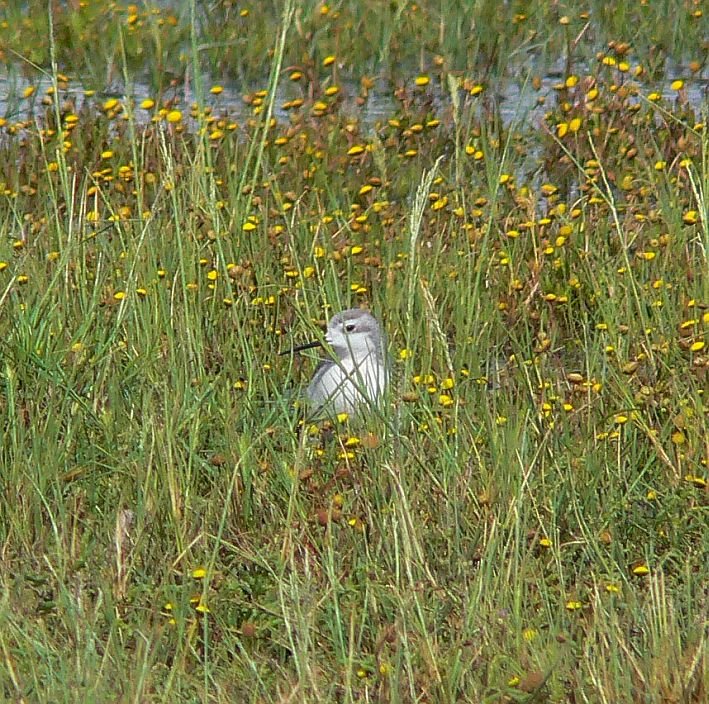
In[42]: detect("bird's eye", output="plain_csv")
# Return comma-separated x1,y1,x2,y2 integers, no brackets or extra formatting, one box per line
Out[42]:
344,323,356,333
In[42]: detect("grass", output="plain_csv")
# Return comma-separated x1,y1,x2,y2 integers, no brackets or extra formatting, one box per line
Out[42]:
0,1,707,702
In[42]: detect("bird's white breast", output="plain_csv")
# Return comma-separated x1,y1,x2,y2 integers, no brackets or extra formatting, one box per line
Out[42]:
308,353,387,414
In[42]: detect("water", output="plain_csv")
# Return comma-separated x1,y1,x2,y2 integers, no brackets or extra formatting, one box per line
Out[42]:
1,61,705,132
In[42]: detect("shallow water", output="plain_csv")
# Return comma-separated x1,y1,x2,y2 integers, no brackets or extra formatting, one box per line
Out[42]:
1,61,705,130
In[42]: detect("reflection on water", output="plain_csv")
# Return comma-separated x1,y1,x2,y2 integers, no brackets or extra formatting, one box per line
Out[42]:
0,63,706,130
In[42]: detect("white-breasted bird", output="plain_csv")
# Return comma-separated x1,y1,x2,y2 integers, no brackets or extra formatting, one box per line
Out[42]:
282,308,389,415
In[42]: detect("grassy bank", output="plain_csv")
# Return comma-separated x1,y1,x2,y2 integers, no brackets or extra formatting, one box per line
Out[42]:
0,1,707,702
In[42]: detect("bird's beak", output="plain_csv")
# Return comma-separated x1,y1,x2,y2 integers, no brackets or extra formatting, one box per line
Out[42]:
279,339,323,356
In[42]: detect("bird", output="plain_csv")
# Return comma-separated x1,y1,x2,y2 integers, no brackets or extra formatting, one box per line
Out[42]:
281,308,389,416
